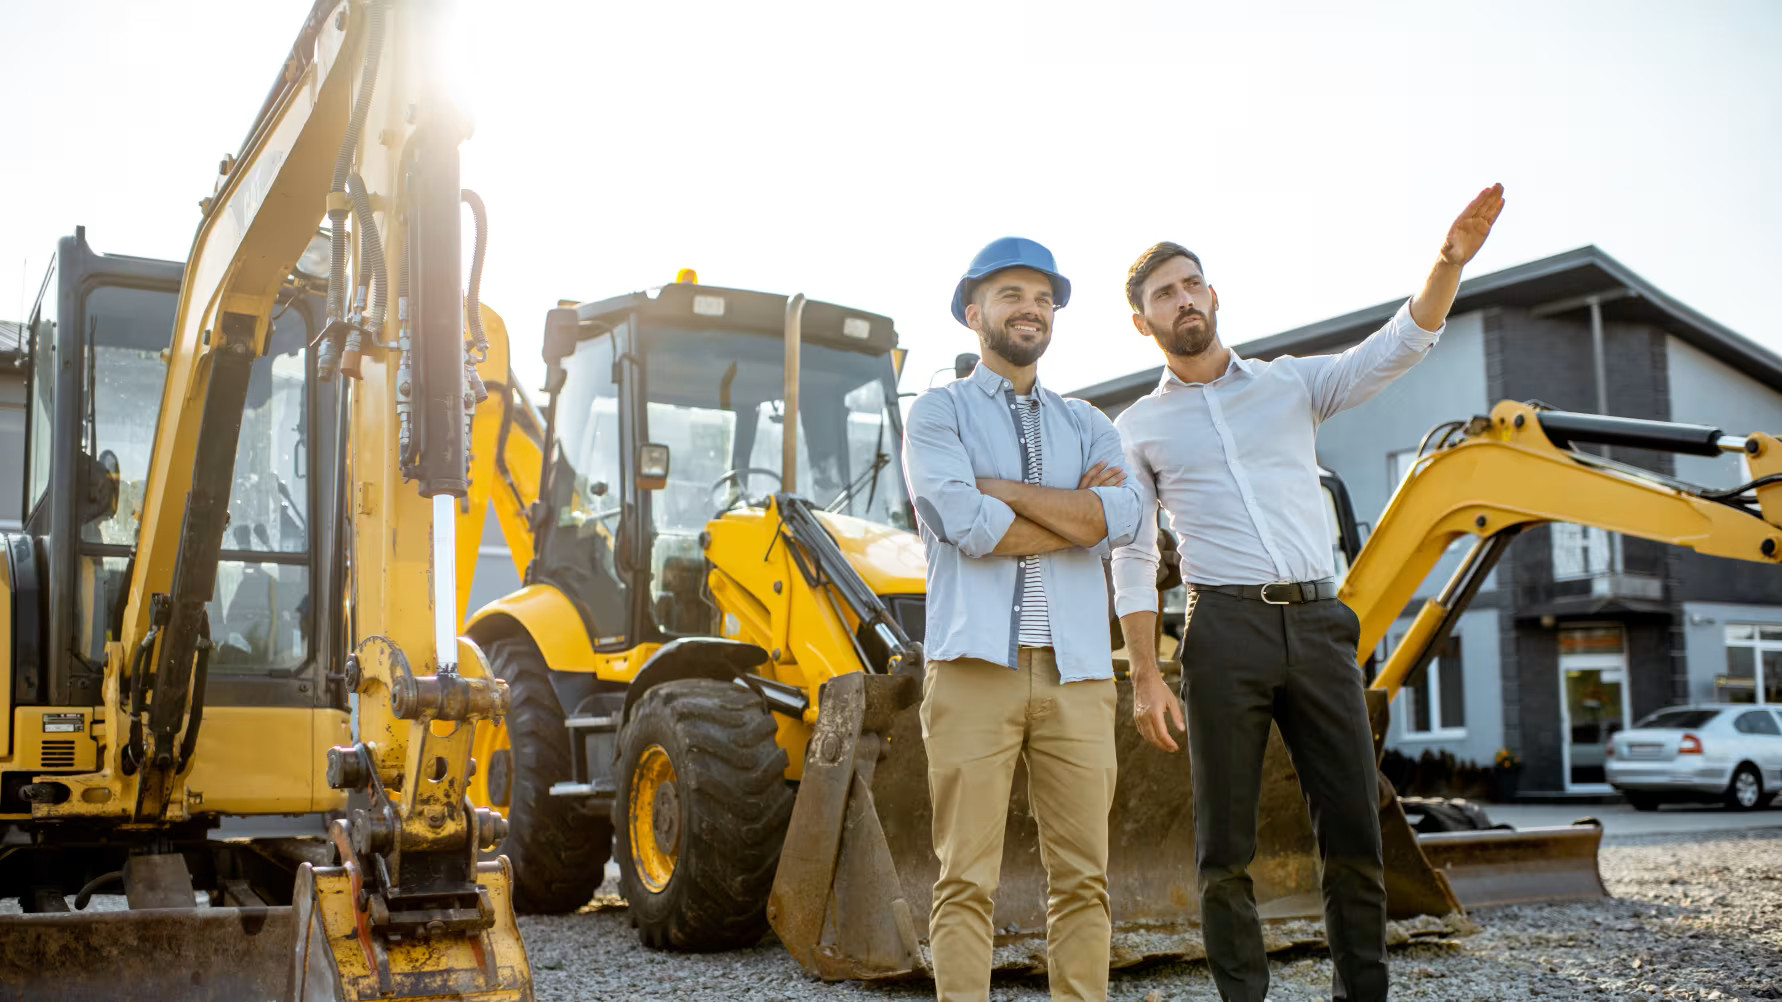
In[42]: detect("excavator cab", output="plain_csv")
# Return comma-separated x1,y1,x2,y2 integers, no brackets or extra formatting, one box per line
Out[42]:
0,229,347,997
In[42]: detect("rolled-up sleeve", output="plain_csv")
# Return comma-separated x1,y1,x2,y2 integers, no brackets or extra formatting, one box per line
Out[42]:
902,389,1015,559
1294,299,1444,421
1110,413,1162,617
1075,401,1142,556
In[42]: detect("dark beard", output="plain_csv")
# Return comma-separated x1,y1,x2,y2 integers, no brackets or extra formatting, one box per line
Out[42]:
984,317,1051,367
1148,307,1217,357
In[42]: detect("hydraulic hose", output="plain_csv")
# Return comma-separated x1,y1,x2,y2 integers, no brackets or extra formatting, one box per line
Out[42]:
329,0,385,196
460,188,490,362
120,627,157,775
173,618,212,773
342,172,389,375
319,0,387,381
73,871,124,911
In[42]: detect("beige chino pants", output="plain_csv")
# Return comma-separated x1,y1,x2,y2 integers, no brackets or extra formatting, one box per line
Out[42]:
920,648,1118,1002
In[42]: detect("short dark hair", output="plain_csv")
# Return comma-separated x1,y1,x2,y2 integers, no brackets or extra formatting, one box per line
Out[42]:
1125,242,1204,312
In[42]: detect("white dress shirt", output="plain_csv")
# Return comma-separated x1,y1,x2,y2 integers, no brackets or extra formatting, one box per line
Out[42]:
1111,300,1443,616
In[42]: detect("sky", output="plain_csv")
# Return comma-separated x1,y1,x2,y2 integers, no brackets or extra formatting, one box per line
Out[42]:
2,0,1778,399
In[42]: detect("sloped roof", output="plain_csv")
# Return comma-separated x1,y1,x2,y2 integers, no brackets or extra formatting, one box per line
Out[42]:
0,321,25,358
1069,246,1782,407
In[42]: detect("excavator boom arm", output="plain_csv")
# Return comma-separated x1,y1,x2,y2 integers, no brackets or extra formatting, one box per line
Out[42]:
1346,399,1782,695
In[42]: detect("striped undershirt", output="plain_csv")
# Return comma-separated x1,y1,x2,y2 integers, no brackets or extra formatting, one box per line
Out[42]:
1013,394,1050,647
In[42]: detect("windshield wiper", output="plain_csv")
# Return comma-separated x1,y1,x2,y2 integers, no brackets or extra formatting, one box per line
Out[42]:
825,450,892,515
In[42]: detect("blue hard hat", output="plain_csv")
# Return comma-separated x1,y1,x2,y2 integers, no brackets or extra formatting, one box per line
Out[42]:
950,237,1071,326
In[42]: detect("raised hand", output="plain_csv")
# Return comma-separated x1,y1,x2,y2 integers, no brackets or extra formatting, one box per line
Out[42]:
1439,183,1506,268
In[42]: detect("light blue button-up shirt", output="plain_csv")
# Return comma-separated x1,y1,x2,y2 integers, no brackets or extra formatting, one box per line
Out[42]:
903,362,1143,681
1112,300,1443,615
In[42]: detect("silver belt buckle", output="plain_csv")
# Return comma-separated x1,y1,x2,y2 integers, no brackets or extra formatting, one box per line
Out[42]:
1261,581,1294,605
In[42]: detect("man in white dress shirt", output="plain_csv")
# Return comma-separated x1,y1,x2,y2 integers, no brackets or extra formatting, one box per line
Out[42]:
1110,185,1506,1002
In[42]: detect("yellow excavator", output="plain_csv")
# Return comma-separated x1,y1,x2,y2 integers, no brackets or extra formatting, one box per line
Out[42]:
0,2,529,999
457,257,1782,977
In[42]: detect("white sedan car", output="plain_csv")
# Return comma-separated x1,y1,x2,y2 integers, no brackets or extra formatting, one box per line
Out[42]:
1605,704,1782,811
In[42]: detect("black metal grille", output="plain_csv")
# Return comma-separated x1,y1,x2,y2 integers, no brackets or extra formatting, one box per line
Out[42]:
40,741,76,769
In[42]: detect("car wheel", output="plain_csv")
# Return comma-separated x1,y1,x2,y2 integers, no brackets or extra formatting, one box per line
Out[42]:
1724,764,1764,811
1625,791,1661,812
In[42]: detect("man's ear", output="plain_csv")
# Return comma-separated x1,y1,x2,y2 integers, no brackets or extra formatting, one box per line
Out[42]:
1130,312,1150,337
1210,287,1219,314
964,301,983,333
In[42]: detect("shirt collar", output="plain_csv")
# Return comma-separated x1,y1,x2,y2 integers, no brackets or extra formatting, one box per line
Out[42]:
969,361,1048,403
1156,350,1254,391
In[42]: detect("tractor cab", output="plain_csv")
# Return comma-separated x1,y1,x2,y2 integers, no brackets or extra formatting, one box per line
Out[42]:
531,280,913,652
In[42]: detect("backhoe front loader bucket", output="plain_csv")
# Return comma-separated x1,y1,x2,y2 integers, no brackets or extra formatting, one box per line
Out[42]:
0,906,297,1002
1418,822,1608,908
770,671,1479,980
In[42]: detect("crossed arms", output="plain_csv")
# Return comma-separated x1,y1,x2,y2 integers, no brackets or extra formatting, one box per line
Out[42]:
902,392,1140,558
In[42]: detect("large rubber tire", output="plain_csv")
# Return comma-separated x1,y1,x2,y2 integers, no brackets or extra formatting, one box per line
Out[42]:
1625,791,1663,812
487,637,613,914
1725,763,1765,812
613,678,794,951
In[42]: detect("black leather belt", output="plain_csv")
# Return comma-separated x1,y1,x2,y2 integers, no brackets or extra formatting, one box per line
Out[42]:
1189,578,1339,605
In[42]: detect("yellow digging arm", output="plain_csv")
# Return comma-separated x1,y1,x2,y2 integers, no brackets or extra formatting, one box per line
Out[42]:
78,1,363,825
456,308,545,623
1346,400,1782,699
275,1,532,998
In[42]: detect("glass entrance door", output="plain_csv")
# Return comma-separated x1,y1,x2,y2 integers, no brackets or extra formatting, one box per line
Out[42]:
1559,626,1630,791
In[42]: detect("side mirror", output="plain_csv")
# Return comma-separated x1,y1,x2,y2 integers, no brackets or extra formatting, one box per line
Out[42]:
541,307,579,393
954,352,979,380
79,450,121,527
637,443,670,491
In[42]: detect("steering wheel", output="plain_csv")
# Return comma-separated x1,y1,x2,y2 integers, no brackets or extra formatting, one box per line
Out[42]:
708,467,783,515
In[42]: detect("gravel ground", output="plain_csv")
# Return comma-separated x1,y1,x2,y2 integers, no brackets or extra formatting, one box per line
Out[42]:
5,827,1773,999
519,827,1782,1001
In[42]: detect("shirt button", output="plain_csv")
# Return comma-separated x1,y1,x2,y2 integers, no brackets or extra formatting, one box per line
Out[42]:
1014,606,1022,611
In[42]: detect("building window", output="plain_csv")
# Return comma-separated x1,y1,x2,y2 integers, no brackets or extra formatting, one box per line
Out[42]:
1396,633,1466,738
1387,447,1420,494
1551,523,1612,581
1721,625,1782,704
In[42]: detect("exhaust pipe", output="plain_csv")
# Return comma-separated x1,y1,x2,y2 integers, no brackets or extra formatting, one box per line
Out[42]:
783,293,805,492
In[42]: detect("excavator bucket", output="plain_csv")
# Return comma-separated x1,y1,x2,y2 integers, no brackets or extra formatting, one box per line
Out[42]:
0,907,296,1001
1418,823,1608,908
770,671,1604,980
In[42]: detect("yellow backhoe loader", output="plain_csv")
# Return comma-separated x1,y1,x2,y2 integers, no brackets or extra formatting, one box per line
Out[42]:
0,2,529,999
458,261,1782,978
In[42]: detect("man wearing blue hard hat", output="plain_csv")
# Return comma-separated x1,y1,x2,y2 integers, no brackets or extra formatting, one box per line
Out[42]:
902,237,1143,1002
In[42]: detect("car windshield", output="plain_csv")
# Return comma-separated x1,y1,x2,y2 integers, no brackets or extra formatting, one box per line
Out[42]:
1633,708,1721,730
